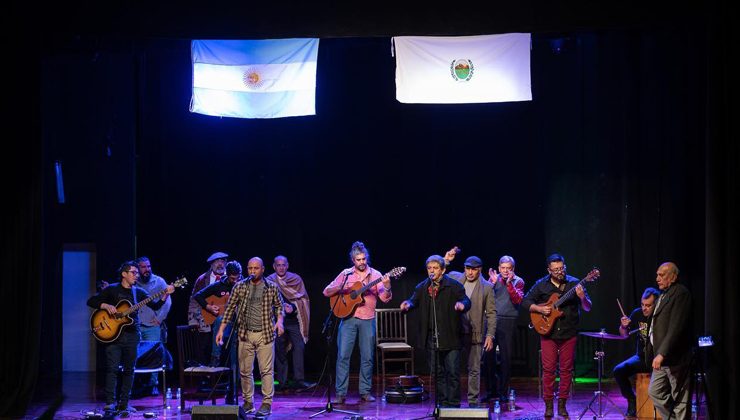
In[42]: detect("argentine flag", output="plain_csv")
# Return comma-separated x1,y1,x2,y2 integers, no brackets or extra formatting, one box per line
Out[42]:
191,39,319,119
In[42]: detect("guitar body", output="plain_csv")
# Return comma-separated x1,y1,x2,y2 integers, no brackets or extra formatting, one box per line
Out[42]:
330,282,365,319
530,293,565,336
201,294,230,325
90,300,135,343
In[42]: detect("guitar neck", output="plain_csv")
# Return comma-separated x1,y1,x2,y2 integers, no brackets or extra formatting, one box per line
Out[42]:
554,278,587,307
358,276,384,295
124,288,167,315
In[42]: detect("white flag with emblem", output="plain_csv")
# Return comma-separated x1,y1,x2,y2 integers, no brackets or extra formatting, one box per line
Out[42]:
191,38,319,119
393,33,531,104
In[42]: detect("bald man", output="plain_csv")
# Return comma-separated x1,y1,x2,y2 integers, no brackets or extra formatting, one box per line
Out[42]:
217,257,285,417
646,262,693,420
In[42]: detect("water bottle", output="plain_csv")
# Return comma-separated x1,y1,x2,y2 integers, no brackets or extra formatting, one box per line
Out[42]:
493,400,501,415
509,389,516,411
165,387,172,409
691,402,698,419
176,387,182,410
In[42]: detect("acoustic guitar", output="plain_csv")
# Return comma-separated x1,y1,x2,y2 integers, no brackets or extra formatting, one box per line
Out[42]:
201,293,230,326
90,276,188,343
330,267,406,319
530,269,600,336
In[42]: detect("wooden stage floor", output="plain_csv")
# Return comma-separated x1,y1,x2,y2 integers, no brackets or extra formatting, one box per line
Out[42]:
23,373,706,419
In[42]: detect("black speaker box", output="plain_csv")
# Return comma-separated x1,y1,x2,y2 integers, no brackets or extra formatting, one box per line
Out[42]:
438,407,490,419
191,405,239,419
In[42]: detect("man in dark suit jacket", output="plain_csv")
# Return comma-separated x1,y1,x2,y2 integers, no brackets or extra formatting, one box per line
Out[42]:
401,255,471,408
646,262,693,420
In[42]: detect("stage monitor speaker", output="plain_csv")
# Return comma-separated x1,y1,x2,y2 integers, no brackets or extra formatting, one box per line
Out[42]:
191,405,239,419
438,407,490,419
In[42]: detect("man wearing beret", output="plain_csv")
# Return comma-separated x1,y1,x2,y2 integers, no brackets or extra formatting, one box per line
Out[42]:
188,251,229,367
444,248,496,408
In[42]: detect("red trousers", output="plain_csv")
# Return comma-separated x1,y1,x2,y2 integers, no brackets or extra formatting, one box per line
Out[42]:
540,335,576,400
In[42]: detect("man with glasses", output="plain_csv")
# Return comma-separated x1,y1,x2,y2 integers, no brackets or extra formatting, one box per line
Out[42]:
522,254,591,418
87,260,175,416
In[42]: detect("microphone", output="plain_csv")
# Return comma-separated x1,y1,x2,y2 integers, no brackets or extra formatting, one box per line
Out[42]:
245,274,256,281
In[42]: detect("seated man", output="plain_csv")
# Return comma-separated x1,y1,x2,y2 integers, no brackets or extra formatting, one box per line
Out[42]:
613,287,660,417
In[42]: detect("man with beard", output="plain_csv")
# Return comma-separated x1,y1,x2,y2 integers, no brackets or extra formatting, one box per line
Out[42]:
188,251,229,366
267,255,316,392
193,260,243,404
323,241,393,404
401,254,471,409
522,253,591,418
134,256,172,396
443,248,496,408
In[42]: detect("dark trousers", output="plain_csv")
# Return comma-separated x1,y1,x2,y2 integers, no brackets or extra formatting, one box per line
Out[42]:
427,334,461,407
275,320,305,384
613,354,648,401
105,331,140,406
484,317,516,400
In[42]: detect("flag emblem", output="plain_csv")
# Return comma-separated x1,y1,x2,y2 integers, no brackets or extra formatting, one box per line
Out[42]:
451,59,474,82
243,68,265,90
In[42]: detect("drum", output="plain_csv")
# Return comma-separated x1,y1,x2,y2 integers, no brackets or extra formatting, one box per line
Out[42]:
636,373,662,419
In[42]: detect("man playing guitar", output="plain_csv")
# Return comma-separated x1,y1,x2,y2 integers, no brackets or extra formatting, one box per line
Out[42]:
87,260,175,416
322,241,393,404
522,253,591,418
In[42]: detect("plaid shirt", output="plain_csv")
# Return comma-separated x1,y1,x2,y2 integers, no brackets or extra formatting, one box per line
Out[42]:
222,277,284,344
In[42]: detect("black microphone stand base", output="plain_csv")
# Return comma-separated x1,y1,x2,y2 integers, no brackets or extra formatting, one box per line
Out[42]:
308,400,359,418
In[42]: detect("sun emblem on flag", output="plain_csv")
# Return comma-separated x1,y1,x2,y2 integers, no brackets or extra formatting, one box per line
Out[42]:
450,59,474,82
243,68,266,90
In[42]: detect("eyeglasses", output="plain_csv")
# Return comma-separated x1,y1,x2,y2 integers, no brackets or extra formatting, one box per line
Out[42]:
127,270,140,275
549,267,566,273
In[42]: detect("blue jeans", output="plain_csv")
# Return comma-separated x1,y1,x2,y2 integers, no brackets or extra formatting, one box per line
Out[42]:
140,325,162,387
613,354,648,401
335,317,375,396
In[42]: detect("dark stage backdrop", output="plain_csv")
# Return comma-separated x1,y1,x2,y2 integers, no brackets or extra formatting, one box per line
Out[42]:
3,14,736,418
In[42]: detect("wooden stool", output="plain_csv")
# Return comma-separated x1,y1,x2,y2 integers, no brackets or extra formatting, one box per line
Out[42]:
636,373,662,419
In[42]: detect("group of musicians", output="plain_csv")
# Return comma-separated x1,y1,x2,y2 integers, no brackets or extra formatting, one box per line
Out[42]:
87,242,693,419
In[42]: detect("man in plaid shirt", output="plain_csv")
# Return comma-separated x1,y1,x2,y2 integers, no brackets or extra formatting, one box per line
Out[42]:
216,257,285,417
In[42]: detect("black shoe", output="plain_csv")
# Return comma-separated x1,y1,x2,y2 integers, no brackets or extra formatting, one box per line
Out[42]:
557,398,569,417
626,398,637,417
241,402,256,414
256,402,272,416
544,399,554,417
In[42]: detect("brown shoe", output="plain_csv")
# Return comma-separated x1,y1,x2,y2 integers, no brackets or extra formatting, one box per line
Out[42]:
360,394,376,402
332,395,346,405
558,398,569,417
544,399,554,417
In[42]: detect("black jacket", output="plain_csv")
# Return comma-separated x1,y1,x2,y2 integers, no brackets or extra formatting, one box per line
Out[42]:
646,282,693,366
404,275,471,350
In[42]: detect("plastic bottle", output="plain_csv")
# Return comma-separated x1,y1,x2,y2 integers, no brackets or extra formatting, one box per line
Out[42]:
509,389,516,411
165,387,172,409
493,400,501,415
691,402,698,419
176,387,182,410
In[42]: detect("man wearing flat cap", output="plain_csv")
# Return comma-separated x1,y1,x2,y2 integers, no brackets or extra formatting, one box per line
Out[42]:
188,251,229,366
444,247,496,408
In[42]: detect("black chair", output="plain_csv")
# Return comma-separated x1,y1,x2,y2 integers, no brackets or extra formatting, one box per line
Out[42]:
176,325,231,411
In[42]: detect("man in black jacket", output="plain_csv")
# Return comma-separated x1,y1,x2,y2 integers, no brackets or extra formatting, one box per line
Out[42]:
401,255,471,408
647,262,693,420
87,260,174,416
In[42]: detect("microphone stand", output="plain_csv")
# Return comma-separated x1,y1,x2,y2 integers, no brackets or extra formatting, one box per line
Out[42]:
309,272,358,418
204,281,242,409
411,278,441,420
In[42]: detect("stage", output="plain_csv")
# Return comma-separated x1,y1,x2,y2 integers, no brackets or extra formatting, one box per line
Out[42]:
23,372,705,419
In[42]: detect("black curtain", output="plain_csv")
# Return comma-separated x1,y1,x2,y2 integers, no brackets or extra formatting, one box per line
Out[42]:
2,3,736,418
